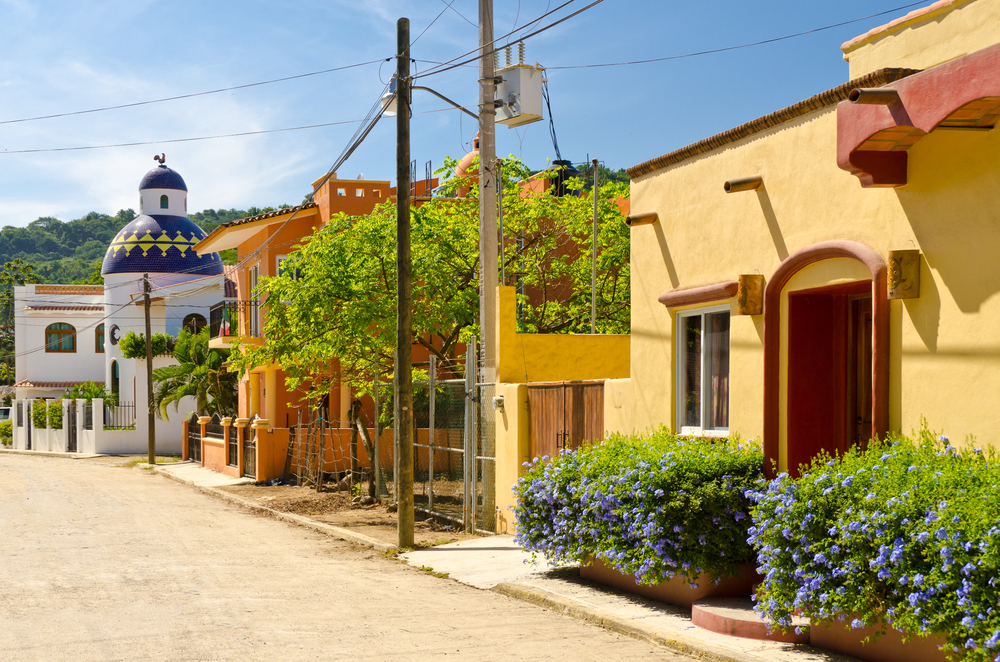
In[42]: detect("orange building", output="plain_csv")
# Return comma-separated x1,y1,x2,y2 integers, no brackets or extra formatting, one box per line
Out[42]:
192,172,440,480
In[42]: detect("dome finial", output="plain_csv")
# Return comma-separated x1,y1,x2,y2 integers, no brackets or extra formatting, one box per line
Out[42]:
153,153,165,165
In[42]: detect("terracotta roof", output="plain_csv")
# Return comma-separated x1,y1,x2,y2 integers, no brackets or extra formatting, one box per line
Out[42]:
225,275,237,298
841,0,975,53
14,380,91,389
226,202,318,228
626,68,920,179
33,285,103,295
24,305,104,312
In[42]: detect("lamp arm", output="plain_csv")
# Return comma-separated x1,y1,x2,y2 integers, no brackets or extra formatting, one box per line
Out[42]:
412,86,478,120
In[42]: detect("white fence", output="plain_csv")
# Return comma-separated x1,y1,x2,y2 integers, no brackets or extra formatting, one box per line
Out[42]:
12,398,183,455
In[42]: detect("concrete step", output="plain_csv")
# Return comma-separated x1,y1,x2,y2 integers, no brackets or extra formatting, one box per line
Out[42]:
691,597,810,644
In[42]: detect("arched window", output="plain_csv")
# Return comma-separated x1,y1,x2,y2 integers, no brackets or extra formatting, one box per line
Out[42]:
160,194,169,209
111,360,120,396
95,324,105,353
45,323,76,353
183,313,207,334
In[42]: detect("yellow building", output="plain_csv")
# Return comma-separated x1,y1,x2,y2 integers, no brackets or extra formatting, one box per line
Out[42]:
607,0,1000,476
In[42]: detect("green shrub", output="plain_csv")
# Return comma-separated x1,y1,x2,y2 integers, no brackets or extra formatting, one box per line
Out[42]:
513,427,763,586
748,425,1000,660
47,401,63,430
31,400,47,429
119,331,172,359
63,381,117,406
0,419,11,442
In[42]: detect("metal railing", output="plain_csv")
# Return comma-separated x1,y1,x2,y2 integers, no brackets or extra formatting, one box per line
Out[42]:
209,300,260,339
187,412,201,463
227,421,238,467
205,413,224,439
104,402,136,430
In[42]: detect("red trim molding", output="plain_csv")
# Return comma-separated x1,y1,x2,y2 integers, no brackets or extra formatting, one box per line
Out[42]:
658,282,738,308
763,241,888,477
838,41,1000,187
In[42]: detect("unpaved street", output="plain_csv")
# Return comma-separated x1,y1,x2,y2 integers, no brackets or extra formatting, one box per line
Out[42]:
0,454,687,661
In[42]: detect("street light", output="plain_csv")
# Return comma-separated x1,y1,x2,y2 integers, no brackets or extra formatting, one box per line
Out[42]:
382,75,478,121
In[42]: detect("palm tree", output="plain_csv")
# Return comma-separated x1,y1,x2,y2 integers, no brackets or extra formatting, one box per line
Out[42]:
152,328,237,419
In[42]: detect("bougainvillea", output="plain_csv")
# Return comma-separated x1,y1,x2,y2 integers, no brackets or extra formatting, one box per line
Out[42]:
513,427,763,586
748,425,1000,661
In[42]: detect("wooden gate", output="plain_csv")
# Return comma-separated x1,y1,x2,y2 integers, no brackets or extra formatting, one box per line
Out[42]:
527,381,605,460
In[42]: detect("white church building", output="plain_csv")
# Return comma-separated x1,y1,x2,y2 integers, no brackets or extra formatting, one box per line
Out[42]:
12,158,230,454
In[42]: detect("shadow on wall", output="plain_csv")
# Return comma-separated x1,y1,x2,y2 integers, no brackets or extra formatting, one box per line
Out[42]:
896,129,1000,319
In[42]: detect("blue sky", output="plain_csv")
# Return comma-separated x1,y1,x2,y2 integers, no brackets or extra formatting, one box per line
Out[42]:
0,0,927,228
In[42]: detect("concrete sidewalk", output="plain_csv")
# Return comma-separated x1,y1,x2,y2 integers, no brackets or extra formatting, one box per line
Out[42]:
402,537,861,662
143,460,255,488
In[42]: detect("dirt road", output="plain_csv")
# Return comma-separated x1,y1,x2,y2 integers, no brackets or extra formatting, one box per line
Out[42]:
0,454,689,661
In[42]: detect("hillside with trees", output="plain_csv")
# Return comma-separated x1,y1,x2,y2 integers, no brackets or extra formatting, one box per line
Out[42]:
0,207,283,284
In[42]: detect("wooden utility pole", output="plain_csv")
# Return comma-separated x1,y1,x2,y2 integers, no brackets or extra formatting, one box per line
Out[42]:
479,0,498,384
143,273,155,465
395,16,415,549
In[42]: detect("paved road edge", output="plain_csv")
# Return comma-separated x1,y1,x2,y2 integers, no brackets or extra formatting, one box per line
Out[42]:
147,465,398,554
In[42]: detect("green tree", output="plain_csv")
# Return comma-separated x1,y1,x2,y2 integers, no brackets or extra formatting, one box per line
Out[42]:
230,157,630,408
151,328,237,419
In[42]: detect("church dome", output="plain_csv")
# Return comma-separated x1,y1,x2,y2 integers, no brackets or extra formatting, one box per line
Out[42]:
101,214,222,277
139,164,187,191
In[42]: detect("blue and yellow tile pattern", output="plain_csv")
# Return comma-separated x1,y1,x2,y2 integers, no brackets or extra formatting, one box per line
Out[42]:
101,214,223,276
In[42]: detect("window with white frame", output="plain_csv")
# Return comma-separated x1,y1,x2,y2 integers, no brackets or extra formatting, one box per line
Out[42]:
676,305,730,435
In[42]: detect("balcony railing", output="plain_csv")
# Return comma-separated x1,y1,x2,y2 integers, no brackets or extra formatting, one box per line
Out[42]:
210,300,261,339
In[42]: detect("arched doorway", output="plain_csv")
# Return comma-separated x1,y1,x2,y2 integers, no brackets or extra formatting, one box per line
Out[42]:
110,360,120,398
763,241,888,477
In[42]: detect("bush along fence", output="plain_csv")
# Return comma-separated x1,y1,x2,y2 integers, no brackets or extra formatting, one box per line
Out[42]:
514,423,1000,661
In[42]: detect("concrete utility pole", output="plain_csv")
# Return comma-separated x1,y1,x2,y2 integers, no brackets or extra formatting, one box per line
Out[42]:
478,0,498,384
394,17,415,549
143,273,155,465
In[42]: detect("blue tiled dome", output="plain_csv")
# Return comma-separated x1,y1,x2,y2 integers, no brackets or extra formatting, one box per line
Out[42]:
101,214,222,276
139,165,188,191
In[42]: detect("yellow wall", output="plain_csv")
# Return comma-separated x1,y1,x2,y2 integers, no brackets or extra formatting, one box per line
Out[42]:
843,0,999,78
495,285,630,384
619,95,1000,451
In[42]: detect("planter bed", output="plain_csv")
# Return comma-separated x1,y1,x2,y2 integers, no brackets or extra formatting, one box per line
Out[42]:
580,556,758,609
810,619,948,662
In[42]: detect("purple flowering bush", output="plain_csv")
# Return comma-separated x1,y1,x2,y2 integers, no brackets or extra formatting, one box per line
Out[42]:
748,425,1000,660
513,427,763,586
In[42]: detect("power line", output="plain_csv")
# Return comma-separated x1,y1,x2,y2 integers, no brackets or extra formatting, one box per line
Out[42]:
546,2,928,70
0,106,474,155
413,0,583,80
0,60,383,126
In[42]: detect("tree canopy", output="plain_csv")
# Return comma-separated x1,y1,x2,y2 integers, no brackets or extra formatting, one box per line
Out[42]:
231,158,630,403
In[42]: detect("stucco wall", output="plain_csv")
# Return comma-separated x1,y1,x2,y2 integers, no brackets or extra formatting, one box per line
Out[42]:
622,99,1000,452
843,0,1000,78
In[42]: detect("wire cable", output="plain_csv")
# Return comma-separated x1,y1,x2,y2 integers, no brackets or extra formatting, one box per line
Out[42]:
0,60,383,126
546,1,928,70
413,0,581,80
0,104,472,155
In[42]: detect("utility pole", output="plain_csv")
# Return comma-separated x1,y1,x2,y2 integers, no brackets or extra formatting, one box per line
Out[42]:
478,0,498,383
143,273,155,465
394,17,415,549
591,158,599,334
